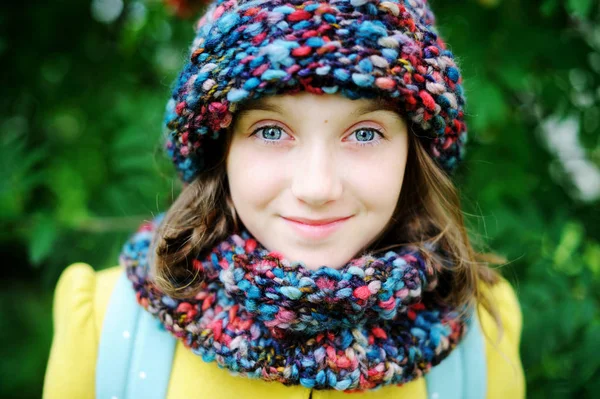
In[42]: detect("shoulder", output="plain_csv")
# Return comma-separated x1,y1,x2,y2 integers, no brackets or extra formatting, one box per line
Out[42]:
43,263,123,399
477,276,526,399
47,263,122,335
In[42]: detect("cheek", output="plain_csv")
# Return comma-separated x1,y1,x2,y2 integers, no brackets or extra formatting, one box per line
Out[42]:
347,145,408,215
226,140,284,211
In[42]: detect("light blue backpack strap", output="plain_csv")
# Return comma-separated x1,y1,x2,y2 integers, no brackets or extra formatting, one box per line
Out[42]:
96,270,143,399
461,312,487,398
424,311,487,399
125,309,177,398
96,270,177,399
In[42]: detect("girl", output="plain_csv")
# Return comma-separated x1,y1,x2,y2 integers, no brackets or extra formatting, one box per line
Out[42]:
43,0,525,398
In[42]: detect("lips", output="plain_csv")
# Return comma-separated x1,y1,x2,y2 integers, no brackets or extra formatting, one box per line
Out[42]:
282,216,353,226
281,215,353,240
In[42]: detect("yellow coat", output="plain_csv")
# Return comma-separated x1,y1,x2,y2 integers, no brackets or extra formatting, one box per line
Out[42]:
43,263,526,398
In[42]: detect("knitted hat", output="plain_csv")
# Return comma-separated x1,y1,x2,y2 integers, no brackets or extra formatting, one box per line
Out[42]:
164,0,468,182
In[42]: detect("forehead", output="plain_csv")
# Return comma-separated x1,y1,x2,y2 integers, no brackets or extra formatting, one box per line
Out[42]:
234,93,402,118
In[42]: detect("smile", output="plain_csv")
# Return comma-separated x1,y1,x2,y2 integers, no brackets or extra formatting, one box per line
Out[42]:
281,216,352,240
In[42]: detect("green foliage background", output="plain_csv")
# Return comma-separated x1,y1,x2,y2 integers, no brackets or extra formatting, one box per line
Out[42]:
1,0,599,397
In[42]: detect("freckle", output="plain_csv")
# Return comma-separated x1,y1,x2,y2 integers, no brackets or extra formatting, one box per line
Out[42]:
324,120,328,124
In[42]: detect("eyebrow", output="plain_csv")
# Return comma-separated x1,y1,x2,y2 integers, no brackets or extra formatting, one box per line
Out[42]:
350,98,402,119
235,98,284,116
235,96,403,121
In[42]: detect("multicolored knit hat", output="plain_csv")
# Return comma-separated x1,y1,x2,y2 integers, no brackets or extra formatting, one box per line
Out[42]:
164,0,468,182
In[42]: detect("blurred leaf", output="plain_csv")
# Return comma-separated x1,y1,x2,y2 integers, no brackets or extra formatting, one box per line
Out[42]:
553,221,585,274
1,0,599,397
464,77,509,133
0,129,46,220
540,0,560,17
573,321,600,385
583,241,600,277
28,215,60,267
566,0,595,18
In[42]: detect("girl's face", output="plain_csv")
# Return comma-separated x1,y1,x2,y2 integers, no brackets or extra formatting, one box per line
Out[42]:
226,92,409,270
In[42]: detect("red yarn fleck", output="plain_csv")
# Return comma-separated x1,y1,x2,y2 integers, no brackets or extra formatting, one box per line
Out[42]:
202,294,215,311
317,24,332,35
316,277,335,291
245,238,257,252
371,327,388,340
292,45,312,57
244,7,261,16
139,221,154,232
186,308,198,320
252,63,270,77
252,31,267,46
408,302,426,321
140,297,149,308
404,254,418,263
286,64,301,74
353,286,371,300
219,258,229,270
405,94,417,107
367,368,383,378
208,101,227,114
302,30,318,39
229,304,239,322
253,11,268,23
443,136,455,150
175,101,186,115
288,10,311,22
359,374,376,390
407,308,416,321
316,4,335,15
316,45,336,55
336,356,351,368
192,259,204,272
177,303,192,313
221,333,232,345
303,83,323,95
378,296,395,310
240,55,254,64
269,251,284,261
238,319,252,330
326,346,336,361
426,45,440,56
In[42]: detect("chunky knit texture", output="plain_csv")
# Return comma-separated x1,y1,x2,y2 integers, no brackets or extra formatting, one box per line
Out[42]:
164,0,468,182
120,214,471,392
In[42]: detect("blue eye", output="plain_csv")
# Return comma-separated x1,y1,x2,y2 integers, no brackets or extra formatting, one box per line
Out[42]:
355,128,376,142
250,125,385,147
349,127,384,146
251,125,287,144
259,126,283,141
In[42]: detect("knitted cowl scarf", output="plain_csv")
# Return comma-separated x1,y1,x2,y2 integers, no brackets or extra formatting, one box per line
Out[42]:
120,214,473,392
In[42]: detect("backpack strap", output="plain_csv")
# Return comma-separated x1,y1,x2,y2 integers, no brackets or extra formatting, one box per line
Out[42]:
96,270,177,399
424,311,487,399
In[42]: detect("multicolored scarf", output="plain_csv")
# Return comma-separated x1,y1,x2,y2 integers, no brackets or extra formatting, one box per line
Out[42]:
120,214,472,392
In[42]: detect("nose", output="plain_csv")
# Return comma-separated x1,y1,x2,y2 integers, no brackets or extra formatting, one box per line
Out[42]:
290,143,343,206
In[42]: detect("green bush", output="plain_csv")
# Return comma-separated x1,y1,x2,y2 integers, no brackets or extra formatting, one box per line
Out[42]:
1,0,598,397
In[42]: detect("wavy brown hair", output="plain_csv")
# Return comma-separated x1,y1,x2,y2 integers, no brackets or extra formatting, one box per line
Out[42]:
150,107,506,344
